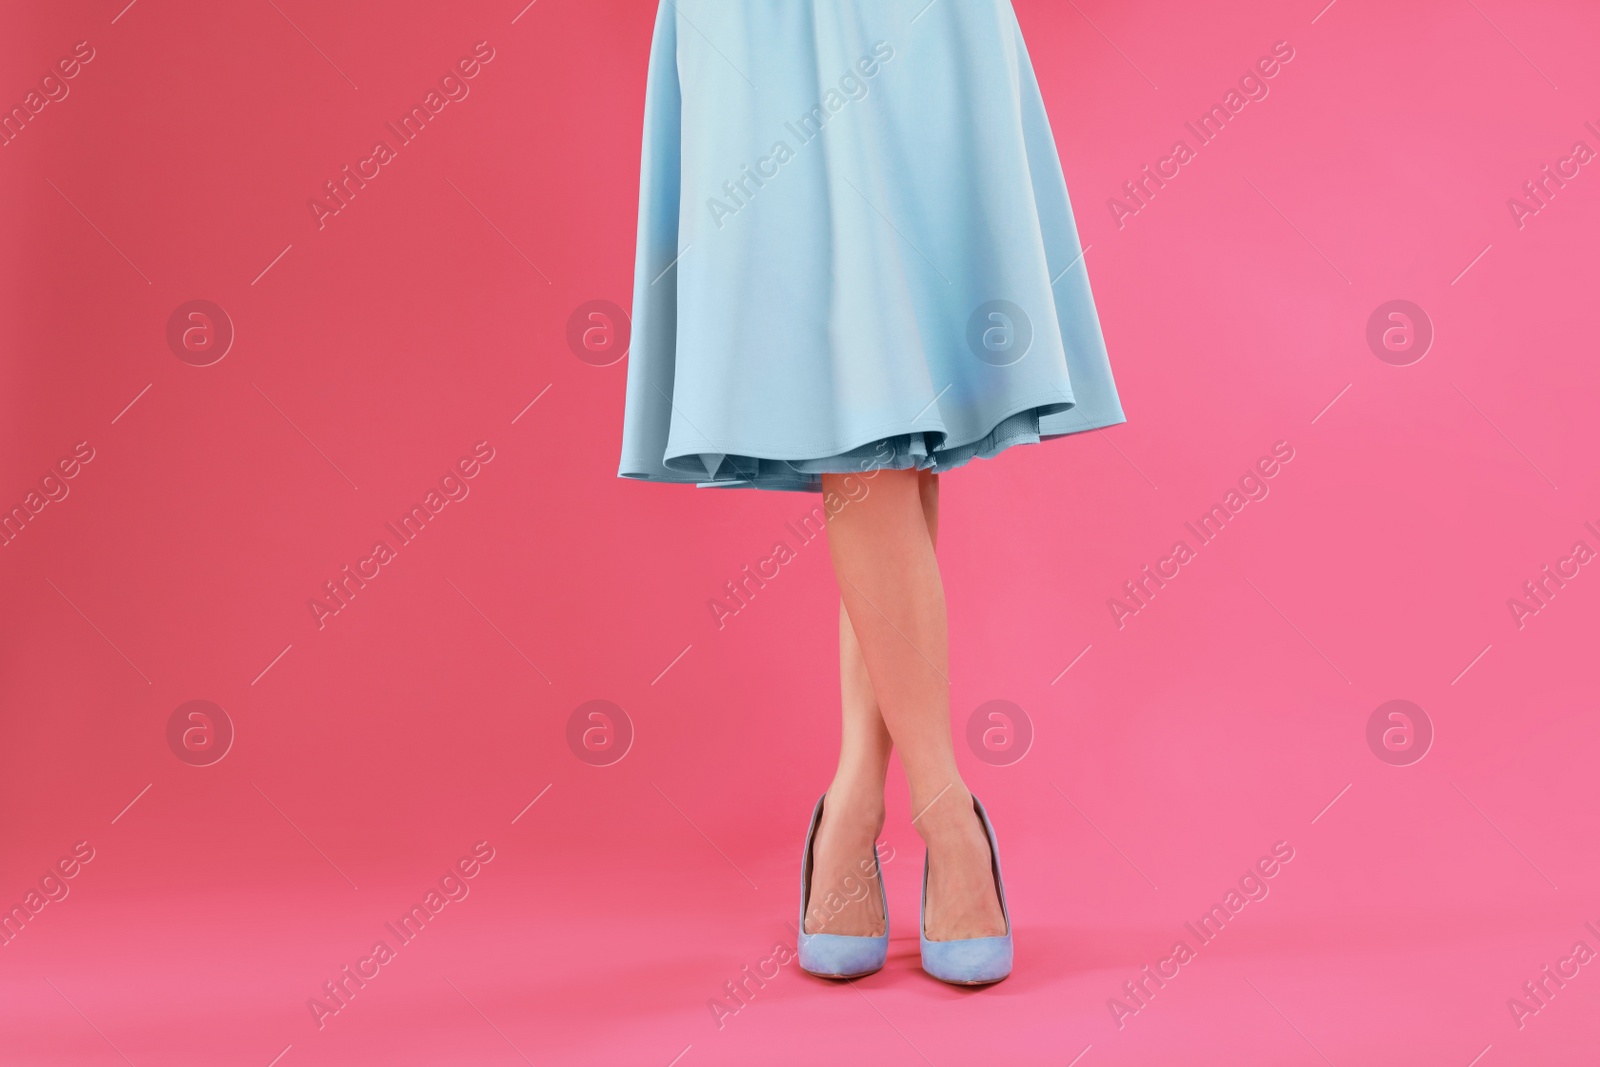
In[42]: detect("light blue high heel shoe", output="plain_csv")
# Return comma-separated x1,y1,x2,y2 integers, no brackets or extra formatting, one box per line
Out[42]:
920,794,1013,985
797,795,890,979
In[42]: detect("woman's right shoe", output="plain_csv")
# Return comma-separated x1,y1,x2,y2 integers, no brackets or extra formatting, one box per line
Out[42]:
797,794,890,979
919,794,1014,985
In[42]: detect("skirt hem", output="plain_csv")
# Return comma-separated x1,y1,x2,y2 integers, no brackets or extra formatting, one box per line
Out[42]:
618,396,1127,493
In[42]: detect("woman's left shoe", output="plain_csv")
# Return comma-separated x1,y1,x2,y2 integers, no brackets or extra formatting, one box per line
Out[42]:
797,794,890,979
919,794,1014,985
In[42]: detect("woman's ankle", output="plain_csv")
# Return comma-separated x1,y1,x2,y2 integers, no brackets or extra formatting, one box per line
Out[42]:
823,779,887,841
910,782,977,847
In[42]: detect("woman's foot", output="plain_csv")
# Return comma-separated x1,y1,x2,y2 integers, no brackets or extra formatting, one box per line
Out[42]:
803,789,887,937
916,786,1007,941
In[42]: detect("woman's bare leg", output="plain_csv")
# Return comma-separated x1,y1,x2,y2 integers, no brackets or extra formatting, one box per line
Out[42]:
809,468,1005,942
805,471,940,937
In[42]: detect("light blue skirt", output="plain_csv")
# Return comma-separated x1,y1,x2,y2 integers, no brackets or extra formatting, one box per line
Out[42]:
619,0,1125,493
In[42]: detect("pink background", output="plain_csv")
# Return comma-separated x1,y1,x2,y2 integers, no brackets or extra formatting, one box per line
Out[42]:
3,0,1598,1064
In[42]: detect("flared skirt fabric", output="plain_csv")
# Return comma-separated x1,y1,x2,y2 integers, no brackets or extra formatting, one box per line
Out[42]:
618,0,1125,492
